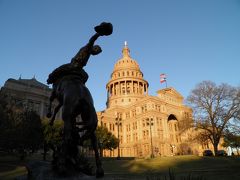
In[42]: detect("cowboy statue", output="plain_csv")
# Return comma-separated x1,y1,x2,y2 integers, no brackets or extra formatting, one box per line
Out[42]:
45,22,113,178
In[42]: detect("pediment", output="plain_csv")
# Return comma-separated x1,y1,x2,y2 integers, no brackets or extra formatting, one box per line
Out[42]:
156,87,183,100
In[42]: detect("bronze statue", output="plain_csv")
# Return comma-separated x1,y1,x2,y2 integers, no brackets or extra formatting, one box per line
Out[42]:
46,22,113,178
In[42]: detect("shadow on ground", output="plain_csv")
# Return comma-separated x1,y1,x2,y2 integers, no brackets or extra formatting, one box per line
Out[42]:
1,154,240,180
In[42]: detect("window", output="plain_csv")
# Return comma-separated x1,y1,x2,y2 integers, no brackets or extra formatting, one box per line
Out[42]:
142,120,145,127
127,87,131,94
132,110,136,117
174,124,178,131
122,87,125,94
146,130,149,137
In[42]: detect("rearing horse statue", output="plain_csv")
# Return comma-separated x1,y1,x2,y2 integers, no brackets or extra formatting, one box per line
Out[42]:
46,22,113,178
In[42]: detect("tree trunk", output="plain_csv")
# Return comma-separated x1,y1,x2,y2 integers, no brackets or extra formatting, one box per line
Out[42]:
43,143,48,161
100,148,103,157
213,142,219,156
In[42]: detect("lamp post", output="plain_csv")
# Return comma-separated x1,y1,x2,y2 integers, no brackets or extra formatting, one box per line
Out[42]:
115,112,122,160
170,144,175,156
146,117,154,158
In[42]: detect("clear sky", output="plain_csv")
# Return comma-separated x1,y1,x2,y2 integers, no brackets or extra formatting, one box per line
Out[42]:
0,0,240,111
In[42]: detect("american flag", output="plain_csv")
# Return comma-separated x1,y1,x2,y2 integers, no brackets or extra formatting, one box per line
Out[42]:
160,73,166,83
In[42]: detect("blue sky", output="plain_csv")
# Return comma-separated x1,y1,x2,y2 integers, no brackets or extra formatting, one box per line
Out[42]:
0,0,240,111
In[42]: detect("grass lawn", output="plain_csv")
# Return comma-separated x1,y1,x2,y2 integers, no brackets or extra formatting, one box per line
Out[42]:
101,155,240,180
0,154,239,180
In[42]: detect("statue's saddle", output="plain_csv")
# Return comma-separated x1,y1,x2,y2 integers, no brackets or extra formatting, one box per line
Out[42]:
47,63,88,85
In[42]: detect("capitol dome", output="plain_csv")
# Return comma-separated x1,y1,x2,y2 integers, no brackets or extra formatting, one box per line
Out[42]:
106,42,149,108
113,42,141,72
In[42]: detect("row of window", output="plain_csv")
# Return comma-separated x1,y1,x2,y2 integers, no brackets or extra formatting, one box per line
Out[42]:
106,118,166,133
112,70,142,79
109,85,146,96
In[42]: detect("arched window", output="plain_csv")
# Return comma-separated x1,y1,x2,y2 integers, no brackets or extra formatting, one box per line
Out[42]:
168,114,177,121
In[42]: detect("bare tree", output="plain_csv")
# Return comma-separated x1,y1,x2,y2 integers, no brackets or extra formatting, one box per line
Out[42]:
187,81,240,155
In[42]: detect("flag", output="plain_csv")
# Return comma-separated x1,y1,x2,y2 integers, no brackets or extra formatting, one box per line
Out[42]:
160,73,166,83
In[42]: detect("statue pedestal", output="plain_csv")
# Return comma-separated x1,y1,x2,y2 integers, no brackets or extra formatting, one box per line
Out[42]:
17,161,97,180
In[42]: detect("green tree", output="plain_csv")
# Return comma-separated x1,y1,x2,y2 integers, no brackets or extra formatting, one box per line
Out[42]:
16,109,44,157
95,126,119,157
0,91,43,159
42,118,63,160
223,131,240,155
187,81,240,155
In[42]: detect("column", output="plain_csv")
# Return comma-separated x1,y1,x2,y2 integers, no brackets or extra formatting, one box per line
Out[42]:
137,81,139,94
125,80,127,95
112,84,115,95
132,80,134,94
120,81,122,95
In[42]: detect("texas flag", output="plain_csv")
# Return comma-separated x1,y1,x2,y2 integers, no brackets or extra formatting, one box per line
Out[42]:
160,73,166,83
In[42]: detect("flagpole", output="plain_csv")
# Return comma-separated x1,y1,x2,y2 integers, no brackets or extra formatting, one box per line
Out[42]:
160,73,167,88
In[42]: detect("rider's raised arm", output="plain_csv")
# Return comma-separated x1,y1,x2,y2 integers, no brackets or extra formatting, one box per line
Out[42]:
88,33,100,47
71,33,100,66
71,22,112,67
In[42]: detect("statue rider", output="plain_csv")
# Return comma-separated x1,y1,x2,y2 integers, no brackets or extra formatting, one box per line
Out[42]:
46,22,113,121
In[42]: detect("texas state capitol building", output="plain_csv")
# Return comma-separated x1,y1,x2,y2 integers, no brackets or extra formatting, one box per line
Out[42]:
97,42,196,158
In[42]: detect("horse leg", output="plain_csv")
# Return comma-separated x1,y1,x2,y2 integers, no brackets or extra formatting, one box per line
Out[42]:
62,104,75,143
59,106,74,171
49,103,62,126
79,99,103,177
91,132,104,178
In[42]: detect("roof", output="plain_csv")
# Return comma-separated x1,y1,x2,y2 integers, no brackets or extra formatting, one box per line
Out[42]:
156,87,184,99
5,77,50,90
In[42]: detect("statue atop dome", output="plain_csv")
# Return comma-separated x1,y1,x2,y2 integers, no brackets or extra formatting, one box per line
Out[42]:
122,41,130,58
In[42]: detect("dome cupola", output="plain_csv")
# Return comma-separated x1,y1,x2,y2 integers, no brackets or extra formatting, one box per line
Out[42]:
106,42,149,108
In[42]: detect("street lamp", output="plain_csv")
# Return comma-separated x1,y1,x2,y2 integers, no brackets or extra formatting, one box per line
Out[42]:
115,112,122,160
146,117,154,158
